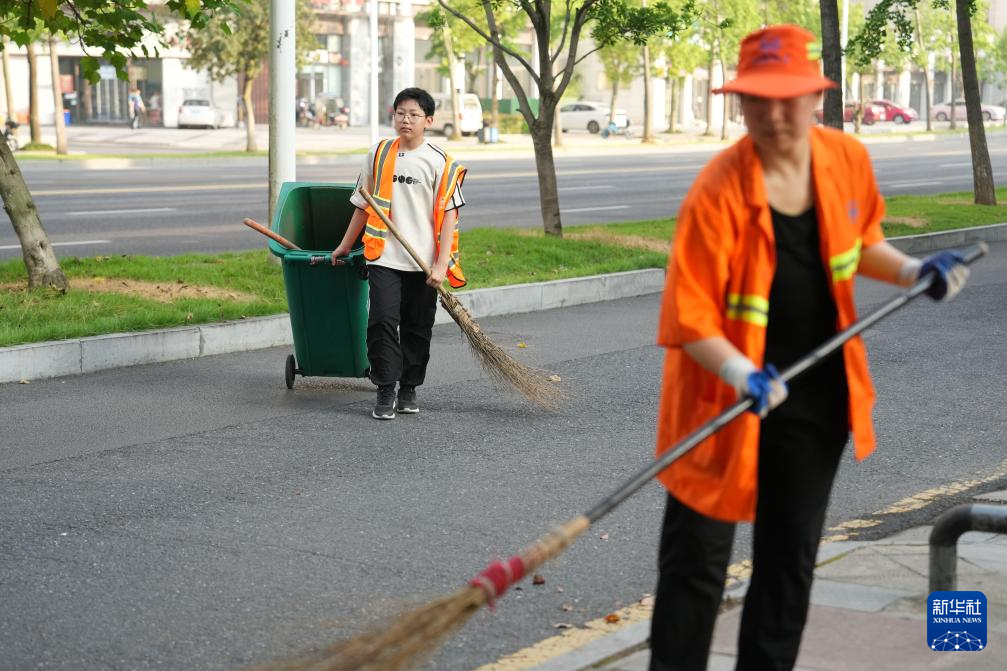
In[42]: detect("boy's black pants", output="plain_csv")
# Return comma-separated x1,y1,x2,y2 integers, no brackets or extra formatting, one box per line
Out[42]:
366,265,437,388
649,421,847,671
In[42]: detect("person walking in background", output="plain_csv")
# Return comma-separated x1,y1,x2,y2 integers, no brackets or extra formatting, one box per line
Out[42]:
649,24,971,671
330,87,467,420
127,88,145,129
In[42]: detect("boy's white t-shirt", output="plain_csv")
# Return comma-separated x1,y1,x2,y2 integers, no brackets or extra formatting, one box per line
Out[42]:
350,140,465,272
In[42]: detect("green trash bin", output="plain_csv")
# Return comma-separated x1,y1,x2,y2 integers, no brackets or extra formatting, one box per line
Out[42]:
269,182,370,388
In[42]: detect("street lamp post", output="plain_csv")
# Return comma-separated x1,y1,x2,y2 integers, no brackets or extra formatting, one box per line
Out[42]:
370,0,379,145
269,0,296,227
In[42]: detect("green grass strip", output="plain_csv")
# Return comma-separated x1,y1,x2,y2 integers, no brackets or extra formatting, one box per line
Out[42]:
1,188,1003,347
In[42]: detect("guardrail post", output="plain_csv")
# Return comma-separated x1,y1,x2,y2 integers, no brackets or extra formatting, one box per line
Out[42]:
929,503,1007,592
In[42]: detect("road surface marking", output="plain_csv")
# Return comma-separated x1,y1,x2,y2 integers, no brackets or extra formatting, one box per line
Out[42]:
67,207,177,216
559,185,615,192
31,183,266,196
0,239,110,250
561,205,629,214
883,180,944,188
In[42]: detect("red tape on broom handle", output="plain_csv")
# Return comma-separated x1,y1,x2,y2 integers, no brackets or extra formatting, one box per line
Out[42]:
469,556,526,605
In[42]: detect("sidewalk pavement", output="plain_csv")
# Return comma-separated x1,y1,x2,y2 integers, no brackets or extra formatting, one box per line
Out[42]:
18,117,997,161
533,490,1007,671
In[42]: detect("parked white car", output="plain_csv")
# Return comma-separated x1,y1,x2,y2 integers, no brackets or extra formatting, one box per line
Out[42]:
559,101,630,134
431,93,483,136
177,99,218,129
931,99,1006,122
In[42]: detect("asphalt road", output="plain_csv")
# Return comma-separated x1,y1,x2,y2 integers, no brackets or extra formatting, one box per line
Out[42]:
1,134,1005,260
1,241,1005,670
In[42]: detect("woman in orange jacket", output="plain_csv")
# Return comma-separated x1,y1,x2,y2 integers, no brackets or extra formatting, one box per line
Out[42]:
649,25,970,671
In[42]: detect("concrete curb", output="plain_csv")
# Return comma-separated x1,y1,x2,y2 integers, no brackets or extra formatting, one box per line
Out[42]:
0,269,664,384
2,223,1002,384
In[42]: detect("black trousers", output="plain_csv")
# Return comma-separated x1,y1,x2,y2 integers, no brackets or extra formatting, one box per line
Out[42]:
366,265,437,388
649,420,847,671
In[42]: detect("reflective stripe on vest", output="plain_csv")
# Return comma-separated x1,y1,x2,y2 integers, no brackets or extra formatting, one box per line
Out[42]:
360,138,467,288
726,293,769,327
829,239,862,283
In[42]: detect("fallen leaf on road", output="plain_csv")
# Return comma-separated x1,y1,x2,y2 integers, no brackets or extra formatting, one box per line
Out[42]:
605,613,621,624
553,622,574,629
532,574,545,585
517,342,527,348
561,603,573,612
640,596,655,607
556,586,565,593
599,532,609,541
18,379,29,384
548,374,562,382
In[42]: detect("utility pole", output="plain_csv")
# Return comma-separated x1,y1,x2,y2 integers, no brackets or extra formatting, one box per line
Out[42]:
370,0,379,145
269,0,296,227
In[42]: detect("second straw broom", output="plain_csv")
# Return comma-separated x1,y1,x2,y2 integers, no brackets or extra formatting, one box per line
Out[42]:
358,187,564,411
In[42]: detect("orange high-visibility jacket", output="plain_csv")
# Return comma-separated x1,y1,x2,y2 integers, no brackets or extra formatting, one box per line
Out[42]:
361,138,467,288
656,127,886,523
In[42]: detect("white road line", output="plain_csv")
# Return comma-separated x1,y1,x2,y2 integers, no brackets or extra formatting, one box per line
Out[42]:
937,162,972,168
559,185,615,192
560,205,630,213
67,207,177,216
0,239,111,250
883,180,945,188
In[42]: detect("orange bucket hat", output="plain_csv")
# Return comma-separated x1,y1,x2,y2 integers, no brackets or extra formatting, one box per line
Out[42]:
714,24,837,98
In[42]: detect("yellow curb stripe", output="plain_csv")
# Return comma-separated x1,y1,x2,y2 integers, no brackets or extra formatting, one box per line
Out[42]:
480,457,1007,669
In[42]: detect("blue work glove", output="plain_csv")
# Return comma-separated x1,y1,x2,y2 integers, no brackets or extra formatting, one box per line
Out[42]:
719,357,789,418
919,250,970,301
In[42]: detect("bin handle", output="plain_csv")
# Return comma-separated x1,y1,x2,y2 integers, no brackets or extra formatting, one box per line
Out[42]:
242,218,301,250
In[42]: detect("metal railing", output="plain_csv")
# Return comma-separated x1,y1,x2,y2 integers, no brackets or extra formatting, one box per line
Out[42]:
929,503,1007,591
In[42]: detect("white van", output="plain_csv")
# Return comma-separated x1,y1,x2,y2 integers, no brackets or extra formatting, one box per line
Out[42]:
431,92,483,136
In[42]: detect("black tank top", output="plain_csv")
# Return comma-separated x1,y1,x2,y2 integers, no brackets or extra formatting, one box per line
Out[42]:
762,206,849,440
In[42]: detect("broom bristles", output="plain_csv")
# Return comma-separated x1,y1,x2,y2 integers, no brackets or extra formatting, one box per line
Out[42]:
438,290,566,412
251,517,591,671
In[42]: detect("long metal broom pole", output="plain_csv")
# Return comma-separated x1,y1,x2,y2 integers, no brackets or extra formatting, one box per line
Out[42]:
584,241,988,523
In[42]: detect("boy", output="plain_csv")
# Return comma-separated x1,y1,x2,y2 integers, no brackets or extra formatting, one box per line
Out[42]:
331,87,467,420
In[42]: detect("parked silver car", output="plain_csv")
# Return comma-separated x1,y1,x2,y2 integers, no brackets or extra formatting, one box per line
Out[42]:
177,99,218,129
559,101,630,134
931,99,1006,122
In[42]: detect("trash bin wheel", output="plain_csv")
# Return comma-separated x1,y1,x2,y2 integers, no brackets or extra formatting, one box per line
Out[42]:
285,354,297,389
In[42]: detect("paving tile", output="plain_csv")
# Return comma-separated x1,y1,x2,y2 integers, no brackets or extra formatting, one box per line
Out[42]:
810,579,913,612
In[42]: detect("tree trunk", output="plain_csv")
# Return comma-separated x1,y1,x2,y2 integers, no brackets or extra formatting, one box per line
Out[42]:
2,41,17,144
720,60,729,141
0,141,67,289
27,43,41,144
820,0,844,129
553,103,563,148
443,24,463,142
642,43,654,142
490,63,499,130
915,8,933,132
666,74,676,133
854,75,863,133
48,37,67,155
956,0,996,204
531,111,562,237
949,47,957,130
703,49,715,136
242,76,257,152
609,81,619,125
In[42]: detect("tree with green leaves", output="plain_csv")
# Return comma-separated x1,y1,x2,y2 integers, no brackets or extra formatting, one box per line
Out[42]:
421,8,488,141
185,0,316,152
654,27,704,133
436,0,694,237
0,0,237,290
849,0,995,205
598,40,639,126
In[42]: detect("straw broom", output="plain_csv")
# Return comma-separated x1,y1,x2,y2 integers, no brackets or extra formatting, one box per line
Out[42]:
246,243,987,671
358,187,565,411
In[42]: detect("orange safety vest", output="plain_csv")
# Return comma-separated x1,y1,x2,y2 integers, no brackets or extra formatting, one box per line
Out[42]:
656,127,887,523
361,138,467,288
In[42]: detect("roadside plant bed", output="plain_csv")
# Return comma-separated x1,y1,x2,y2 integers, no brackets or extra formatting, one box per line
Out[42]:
1,188,1003,347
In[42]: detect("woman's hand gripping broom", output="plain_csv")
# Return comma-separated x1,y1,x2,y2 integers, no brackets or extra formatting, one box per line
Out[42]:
252,242,987,671
358,187,565,412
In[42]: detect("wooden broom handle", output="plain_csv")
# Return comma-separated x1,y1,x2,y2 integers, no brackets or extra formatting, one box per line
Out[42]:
358,187,432,277
242,217,302,250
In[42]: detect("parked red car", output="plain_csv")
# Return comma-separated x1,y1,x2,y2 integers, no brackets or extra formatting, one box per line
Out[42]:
813,101,884,125
871,99,918,124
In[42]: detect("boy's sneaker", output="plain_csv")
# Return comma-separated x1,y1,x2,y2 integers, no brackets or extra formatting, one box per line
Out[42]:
397,385,419,414
372,385,396,420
